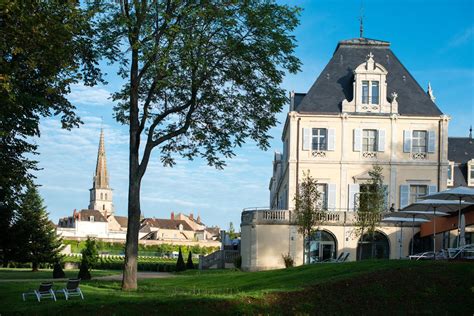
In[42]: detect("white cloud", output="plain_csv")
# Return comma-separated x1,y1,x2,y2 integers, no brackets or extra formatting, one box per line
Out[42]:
67,83,114,107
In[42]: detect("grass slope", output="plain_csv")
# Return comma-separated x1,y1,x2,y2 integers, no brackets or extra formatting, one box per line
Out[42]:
0,260,472,315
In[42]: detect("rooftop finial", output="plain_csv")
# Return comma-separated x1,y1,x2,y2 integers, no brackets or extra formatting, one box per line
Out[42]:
359,1,364,38
427,82,436,102
470,125,472,140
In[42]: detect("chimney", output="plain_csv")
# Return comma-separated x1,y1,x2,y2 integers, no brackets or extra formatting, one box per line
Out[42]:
73,209,77,218
171,212,174,220
197,214,201,224
189,213,194,221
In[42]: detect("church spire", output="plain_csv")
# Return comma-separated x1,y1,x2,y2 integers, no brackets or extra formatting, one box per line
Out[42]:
93,129,109,189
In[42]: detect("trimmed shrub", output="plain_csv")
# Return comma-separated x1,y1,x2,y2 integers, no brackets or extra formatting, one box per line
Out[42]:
186,252,194,269
53,262,66,278
176,248,186,272
78,237,98,280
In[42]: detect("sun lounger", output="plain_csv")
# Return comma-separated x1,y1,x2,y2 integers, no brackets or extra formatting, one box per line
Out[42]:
22,282,56,302
58,278,84,300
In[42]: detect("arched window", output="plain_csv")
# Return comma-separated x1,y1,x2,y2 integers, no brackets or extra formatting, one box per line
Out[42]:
103,204,105,210
357,231,390,260
105,193,108,200
306,230,338,263
100,193,103,200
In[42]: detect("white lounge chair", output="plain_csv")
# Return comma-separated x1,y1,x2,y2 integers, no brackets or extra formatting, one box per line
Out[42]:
58,279,84,300
22,282,57,302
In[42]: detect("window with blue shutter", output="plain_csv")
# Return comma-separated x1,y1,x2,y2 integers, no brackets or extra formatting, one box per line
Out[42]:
403,130,412,153
428,130,436,153
327,128,335,151
400,185,410,209
327,184,336,211
302,128,310,150
353,129,362,152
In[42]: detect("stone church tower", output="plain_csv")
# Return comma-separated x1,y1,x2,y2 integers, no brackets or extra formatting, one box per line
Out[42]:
88,129,114,215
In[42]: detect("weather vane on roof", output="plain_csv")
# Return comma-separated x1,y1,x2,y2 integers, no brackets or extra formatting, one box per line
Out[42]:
359,0,364,38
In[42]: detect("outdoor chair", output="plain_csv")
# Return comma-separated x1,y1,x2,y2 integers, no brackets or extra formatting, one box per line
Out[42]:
320,252,344,263
22,282,57,302
338,252,350,263
58,278,84,300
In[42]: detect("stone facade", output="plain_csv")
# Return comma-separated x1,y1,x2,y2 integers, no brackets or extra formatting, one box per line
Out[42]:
241,37,454,271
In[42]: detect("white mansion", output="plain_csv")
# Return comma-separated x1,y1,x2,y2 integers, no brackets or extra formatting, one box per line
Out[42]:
57,130,220,246
241,37,474,271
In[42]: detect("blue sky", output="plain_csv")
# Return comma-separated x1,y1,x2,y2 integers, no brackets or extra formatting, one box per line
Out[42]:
35,0,473,230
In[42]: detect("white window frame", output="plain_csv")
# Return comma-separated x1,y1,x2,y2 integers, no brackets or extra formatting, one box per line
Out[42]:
362,129,378,152
312,128,327,151
361,80,380,105
447,161,454,186
412,130,427,153
409,185,428,204
468,159,474,186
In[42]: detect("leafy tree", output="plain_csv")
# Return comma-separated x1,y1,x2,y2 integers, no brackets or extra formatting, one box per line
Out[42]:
0,1,102,265
228,222,238,240
90,1,301,289
293,171,325,264
186,251,194,270
13,183,63,271
78,237,99,280
176,247,186,272
354,165,386,260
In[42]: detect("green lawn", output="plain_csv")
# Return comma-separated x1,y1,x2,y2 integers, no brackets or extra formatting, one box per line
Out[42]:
0,268,120,280
0,260,472,315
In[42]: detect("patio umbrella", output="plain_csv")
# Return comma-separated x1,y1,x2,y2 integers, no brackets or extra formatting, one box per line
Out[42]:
390,209,450,256
382,216,429,259
402,199,473,257
423,186,474,246
460,214,466,247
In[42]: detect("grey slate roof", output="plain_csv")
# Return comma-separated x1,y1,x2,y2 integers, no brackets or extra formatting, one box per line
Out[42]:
448,137,474,163
448,137,474,187
295,38,443,116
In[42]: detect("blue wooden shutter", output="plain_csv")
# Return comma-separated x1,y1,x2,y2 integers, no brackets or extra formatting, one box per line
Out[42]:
327,128,335,151
348,184,360,211
428,130,436,153
353,129,362,152
428,185,437,197
403,130,412,153
327,184,336,211
302,128,310,150
378,129,385,152
400,185,410,209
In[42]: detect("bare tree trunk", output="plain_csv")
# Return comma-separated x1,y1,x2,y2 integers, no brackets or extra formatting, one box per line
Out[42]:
122,40,141,290
32,261,38,272
122,141,141,290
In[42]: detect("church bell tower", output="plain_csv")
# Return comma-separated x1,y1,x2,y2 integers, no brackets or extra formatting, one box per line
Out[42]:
88,129,114,215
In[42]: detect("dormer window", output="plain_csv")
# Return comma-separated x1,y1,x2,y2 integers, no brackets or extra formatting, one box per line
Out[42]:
342,52,396,114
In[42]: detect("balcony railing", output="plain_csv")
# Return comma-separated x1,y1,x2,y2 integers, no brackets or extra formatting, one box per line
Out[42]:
241,208,392,226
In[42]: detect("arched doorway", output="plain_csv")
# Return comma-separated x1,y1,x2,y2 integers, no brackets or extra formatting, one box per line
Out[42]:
357,231,390,260
307,230,338,263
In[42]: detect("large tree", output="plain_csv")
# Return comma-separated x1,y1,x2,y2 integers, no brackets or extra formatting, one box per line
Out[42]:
91,1,301,289
293,171,325,264
0,1,102,264
13,183,63,271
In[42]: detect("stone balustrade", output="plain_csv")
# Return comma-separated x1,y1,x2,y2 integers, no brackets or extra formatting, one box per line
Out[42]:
241,208,391,226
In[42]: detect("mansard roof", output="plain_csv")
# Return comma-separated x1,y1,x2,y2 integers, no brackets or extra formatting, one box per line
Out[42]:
448,137,474,163
78,209,107,222
295,37,443,116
